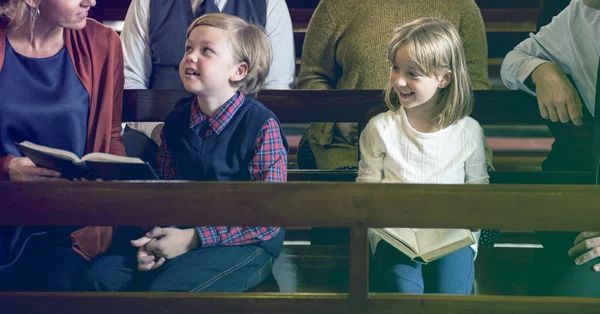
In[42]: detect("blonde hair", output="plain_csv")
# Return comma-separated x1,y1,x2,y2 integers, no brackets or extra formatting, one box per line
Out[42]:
186,13,272,97
0,0,29,30
384,18,473,128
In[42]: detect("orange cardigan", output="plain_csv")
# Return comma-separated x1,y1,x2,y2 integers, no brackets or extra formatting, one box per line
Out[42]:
0,19,125,261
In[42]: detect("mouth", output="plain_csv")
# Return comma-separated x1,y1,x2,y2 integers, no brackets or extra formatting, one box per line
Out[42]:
76,11,88,18
184,67,201,76
398,90,414,98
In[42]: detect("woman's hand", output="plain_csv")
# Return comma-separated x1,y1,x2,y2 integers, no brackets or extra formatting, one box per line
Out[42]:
568,232,600,271
8,157,63,181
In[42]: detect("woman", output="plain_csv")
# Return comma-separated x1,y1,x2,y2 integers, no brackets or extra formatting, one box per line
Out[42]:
0,0,124,291
296,0,491,170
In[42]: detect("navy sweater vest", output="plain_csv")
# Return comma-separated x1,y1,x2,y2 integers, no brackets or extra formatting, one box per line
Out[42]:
148,0,267,89
163,95,287,256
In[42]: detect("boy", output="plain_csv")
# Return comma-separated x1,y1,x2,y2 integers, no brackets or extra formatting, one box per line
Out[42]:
80,14,288,292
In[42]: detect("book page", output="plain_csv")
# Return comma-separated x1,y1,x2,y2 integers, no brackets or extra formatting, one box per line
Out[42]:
381,228,418,253
81,152,144,164
415,229,469,252
18,141,80,162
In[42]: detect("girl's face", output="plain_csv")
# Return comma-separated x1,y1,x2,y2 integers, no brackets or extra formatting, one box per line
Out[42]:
38,0,96,30
389,45,451,112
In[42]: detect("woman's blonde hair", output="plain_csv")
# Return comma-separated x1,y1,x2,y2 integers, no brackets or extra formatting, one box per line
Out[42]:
0,0,29,30
384,18,473,128
186,13,272,97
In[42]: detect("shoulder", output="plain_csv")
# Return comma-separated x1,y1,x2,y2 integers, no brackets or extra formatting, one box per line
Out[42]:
455,116,484,143
80,19,121,43
243,95,279,122
365,110,398,133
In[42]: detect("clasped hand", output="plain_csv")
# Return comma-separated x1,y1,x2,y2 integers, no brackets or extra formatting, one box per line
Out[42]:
568,232,600,271
130,227,199,271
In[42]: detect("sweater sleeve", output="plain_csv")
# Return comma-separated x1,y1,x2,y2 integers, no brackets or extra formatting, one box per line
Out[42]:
108,31,126,156
357,120,385,183
464,124,490,184
295,0,342,90
459,0,491,90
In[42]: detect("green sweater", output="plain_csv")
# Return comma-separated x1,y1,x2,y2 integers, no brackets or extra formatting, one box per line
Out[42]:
296,0,491,169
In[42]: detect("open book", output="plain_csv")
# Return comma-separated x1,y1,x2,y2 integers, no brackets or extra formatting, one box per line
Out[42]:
17,141,159,180
370,228,474,264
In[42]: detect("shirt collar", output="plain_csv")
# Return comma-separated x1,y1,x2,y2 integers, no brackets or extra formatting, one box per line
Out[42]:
189,93,246,135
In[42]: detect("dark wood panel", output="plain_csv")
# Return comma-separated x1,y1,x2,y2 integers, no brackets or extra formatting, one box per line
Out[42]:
2,181,600,231
2,292,599,314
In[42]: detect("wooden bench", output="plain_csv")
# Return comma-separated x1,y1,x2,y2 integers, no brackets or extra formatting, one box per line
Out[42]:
2,182,600,313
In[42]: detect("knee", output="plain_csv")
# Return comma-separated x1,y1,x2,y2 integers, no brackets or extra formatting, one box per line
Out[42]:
75,257,133,292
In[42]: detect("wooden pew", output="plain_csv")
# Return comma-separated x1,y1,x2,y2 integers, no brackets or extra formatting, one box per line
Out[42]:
1,182,600,313
122,88,592,181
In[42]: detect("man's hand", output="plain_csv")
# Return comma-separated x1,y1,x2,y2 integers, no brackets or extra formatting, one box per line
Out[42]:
8,157,63,181
568,232,600,271
531,62,583,126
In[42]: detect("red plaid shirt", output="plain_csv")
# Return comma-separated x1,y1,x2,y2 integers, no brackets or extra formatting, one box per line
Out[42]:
157,93,287,247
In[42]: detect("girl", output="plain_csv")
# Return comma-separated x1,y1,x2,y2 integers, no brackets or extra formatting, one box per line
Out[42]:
357,18,489,294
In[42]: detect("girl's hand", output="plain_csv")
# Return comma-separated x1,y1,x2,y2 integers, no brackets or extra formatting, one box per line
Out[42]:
131,235,165,271
8,157,64,181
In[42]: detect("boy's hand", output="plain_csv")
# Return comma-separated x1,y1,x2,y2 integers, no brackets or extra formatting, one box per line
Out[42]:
131,236,165,271
132,227,199,260
568,232,600,271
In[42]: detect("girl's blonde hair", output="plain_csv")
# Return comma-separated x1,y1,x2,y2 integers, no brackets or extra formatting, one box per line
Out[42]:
186,13,272,97
384,18,473,128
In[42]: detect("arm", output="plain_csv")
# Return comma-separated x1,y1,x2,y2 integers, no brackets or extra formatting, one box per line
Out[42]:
295,0,341,90
120,0,152,89
156,129,179,180
464,125,489,184
356,121,384,183
500,6,573,95
459,0,491,90
195,118,287,247
262,0,295,89
109,31,126,156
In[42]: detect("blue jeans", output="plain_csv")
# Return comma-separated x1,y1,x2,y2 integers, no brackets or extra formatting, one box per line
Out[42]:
374,241,474,294
77,227,274,292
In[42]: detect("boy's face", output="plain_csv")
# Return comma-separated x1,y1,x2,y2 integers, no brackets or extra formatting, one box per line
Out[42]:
179,26,244,96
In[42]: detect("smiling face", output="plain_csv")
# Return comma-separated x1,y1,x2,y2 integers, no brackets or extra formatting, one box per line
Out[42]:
179,25,245,98
37,0,96,30
389,45,450,112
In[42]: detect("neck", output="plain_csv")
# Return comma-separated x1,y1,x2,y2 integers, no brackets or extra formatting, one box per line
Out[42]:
7,16,64,58
196,90,238,117
404,107,440,133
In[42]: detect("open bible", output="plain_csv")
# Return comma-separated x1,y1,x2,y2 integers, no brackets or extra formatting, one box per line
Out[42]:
17,141,158,180
370,228,475,264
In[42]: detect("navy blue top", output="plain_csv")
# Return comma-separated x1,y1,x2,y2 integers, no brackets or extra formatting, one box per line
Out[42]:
0,37,89,158
163,95,287,256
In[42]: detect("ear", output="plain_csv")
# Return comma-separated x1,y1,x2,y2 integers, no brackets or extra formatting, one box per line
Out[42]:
438,71,453,89
23,0,41,8
229,62,248,83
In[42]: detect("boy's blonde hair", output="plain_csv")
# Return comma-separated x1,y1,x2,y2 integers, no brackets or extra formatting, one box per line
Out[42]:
186,13,272,96
384,18,474,128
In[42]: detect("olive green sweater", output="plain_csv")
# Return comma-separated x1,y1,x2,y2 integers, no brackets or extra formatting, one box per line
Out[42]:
296,0,491,169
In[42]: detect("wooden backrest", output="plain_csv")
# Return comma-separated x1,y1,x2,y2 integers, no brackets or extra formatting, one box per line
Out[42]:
2,181,600,313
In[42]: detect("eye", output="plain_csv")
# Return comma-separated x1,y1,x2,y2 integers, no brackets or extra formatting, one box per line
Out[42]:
409,72,420,77
184,45,192,53
202,47,213,54
391,65,399,72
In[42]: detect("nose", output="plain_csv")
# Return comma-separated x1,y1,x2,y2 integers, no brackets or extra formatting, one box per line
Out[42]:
185,53,198,63
83,0,97,7
394,74,407,87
